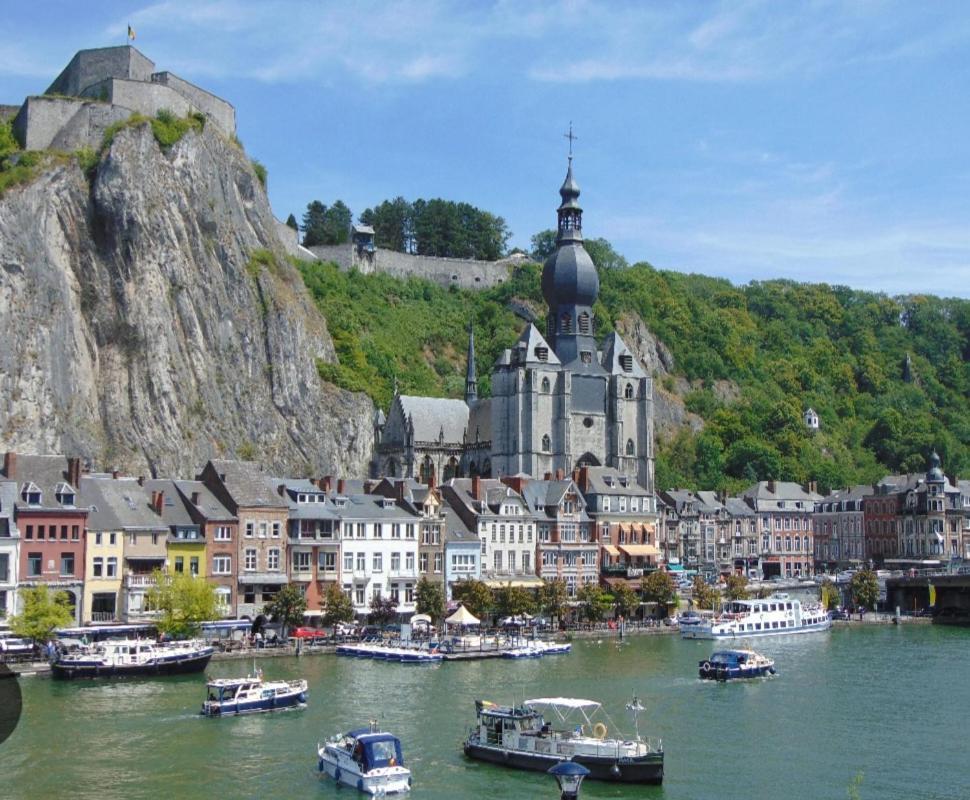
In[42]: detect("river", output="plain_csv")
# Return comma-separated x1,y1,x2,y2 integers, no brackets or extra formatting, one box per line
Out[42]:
2,625,967,800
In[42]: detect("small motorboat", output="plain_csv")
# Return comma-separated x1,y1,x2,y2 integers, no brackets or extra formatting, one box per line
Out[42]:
201,669,308,716
698,649,776,681
318,721,411,795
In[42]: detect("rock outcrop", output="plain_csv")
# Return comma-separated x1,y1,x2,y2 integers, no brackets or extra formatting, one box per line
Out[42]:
0,122,373,477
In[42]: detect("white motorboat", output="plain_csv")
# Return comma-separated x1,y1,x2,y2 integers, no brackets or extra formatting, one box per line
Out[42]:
318,721,411,795
201,670,308,716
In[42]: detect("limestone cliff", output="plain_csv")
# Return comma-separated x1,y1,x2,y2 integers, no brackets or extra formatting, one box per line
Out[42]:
0,122,373,477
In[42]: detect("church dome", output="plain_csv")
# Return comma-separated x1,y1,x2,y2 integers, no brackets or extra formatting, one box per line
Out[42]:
542,243,599,308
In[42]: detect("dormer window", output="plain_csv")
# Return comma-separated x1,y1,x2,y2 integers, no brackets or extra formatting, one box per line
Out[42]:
298,494,307,503
534,346,548,362
619,476,629,487
619,354,633,372
21,482,42,505
333,498,347,508
54,483,76,506
580,351,592,364
381,498,395,509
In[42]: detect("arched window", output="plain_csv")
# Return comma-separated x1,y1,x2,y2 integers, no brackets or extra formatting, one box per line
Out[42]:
444,457,459,482
541,434,551,452
541,376,551,393
386,459,397,477
481,459,492,479
625,439,635,456
419,456,434,484
624,383,634,399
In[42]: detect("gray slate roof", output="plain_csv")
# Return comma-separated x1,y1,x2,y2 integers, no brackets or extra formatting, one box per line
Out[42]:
600,332,647,378
142,479,195,527
580,466,650,497
173,480,235,521
207,460,288,508
520,479,590,521
2,454,83,511
396,395,470,444
80,477,167,532
741,481,820,511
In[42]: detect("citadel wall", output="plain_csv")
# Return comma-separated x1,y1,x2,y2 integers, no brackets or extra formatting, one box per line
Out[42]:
46,46,156,97
306,242,518,290
149,72,235,135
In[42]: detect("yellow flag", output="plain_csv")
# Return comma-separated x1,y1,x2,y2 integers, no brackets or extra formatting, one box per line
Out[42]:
128,25,136,41
928,583,936,606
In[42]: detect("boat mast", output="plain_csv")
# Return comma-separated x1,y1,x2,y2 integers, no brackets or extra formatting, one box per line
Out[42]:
626,695,644,741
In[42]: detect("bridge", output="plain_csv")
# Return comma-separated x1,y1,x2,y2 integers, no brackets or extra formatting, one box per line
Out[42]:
885,571,970,625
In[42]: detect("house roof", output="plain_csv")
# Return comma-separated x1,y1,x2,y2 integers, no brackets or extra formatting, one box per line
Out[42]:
580,467,650,497
519,479,590,520
172,480,235,522
80,477,167,532
142,479,196,527
206,459,287,508
741,481,821,511
2,454,84,512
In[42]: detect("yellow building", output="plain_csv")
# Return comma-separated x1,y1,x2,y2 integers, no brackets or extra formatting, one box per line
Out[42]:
78,477,131,623
146,478,208,579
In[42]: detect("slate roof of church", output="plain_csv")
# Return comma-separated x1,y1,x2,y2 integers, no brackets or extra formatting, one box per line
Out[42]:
600,332,647,378
396,395,469,443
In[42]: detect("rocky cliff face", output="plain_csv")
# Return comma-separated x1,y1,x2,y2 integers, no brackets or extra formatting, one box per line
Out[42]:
0,123,374,477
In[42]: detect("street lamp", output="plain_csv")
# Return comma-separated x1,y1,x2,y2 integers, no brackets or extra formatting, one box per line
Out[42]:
548,761,590,800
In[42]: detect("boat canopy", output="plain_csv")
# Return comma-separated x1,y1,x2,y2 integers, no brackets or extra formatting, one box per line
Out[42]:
346,732,404,771
525,698,601,712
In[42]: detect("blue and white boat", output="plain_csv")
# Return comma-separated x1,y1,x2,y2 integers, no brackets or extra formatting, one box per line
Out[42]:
201,671,308,716
698,649,776,681
318,722,411,795
50,639,213,679
681,594,831,640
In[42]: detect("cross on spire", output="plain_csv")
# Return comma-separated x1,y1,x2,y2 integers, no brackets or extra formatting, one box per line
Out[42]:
564,122,577,159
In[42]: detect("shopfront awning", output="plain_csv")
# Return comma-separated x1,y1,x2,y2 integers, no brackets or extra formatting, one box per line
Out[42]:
601,545,621,557
482,575,545,589
619,544,660,557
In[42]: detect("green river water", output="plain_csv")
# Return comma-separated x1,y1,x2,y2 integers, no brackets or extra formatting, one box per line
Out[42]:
2,625,967,800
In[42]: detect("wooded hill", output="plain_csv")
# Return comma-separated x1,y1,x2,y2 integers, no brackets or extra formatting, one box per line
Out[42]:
298,255,970,494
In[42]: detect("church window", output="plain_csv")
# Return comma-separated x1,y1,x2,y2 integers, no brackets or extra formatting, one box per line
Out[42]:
541,434,551,452
626,439,635,456
582,417,594,428
534,346,548,362
619,354,633,372
560,313,572,333
580,351,592,364
624,383,634,399
541,376,551,393
578,312,591,334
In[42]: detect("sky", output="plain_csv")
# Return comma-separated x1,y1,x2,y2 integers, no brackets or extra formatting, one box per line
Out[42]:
3,1,970,297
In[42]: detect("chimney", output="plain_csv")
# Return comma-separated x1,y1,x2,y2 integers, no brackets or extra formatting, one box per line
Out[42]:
137,476,145,486
151,490,164,514
191,491,200,505
580,465,590,492
472,474,482,501
808,480,818,495
322,475,333,493
67,457,81,489
150,490,158,508
2,451,16,479
277,483,285,497
338,478,346,495
501,475,526,495
572,469,580,485
555,468,564,481
767,479,776,494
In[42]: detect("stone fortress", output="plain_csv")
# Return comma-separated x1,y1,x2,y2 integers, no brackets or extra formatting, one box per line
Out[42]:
375,158,656,494
8,45,236,153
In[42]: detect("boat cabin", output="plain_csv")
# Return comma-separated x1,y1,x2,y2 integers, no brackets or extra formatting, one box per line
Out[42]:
342,730,404,772
475,701,548,744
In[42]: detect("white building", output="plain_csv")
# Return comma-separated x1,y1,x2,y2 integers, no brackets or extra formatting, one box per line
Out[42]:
0,480,20,620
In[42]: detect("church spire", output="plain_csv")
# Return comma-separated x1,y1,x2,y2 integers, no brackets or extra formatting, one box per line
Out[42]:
557,123,583,245
465,322,478,403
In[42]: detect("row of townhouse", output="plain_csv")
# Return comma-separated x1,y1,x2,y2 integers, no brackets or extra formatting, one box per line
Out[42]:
815,452,970,570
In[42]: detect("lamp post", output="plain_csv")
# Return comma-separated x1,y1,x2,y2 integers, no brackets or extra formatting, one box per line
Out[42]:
548,761,590,800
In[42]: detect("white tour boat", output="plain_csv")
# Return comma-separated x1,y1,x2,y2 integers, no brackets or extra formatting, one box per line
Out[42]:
318,721,411,795
681,594,831,640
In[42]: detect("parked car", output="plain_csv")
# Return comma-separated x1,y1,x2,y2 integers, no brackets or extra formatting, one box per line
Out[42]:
0,636,34,657
828,608,851,621
291,626,328,642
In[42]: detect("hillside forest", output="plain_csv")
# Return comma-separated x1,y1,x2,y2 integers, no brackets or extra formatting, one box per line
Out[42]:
297,240,970,495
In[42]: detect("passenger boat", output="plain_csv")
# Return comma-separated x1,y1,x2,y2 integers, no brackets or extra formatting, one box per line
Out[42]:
698,649,776,681
318,721,411,795
50,639,213,679
201,670,308,716
681,594,831,640
462,696,664,784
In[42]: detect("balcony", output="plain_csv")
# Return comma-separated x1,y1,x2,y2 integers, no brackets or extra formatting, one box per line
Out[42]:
601,564,645,578
125,573,158,587
389,568,418,579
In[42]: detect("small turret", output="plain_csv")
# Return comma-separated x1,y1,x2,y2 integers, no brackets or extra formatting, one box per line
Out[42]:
465,322,478,403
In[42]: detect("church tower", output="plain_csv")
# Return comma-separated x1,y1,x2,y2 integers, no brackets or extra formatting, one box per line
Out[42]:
465,323,478,403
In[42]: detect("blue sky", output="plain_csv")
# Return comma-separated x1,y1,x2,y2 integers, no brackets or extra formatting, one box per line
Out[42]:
3,1,970,297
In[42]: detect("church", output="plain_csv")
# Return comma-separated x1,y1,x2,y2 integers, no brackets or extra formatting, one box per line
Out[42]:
373,158,655,494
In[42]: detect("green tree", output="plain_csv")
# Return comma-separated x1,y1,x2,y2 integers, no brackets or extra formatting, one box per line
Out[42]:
285,213,298,230
360,197,412,252
321,583,356,634
538,579,570,627
9,586,74,644
850,569,879,611
368,594,399,628
611,583,640,619
494,584,538,618
264,584,307,638
724,574,750,601
690,575,718,610
415,577,445,623
323,200,352,245
529,229,557,261
576,584,611,623
301,200,328,246
642,571,677,618
451,579,494,621
584,237,628,271
145,570,219,638
820,580,840,610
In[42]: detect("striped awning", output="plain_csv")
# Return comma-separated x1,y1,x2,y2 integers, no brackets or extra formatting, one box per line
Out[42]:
619,544,660,557
601,545,621,557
